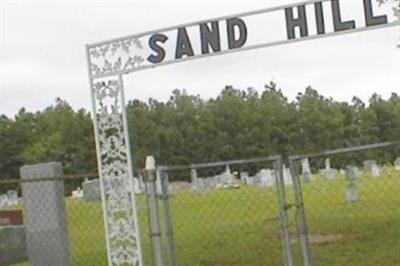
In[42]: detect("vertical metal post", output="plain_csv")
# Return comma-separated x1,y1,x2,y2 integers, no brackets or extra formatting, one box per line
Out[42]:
160,170,177,266
289,159,312,266
145,156,164,266
273,157,294,266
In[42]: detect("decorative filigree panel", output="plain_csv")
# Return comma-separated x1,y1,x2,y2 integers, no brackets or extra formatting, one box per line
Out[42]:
88,37,146,78
91,78,142,266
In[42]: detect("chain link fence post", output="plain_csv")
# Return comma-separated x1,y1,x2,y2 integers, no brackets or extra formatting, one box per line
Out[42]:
145,156,164,266
289,158,312,266
159,169,177,266
274,156,293,266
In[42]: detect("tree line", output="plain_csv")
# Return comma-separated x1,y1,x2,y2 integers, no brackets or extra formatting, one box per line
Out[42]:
1,83,399,179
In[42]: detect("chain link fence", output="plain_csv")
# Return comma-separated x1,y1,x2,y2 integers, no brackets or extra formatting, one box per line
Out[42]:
1,141,399,266
0,171,154,266
156,156,291,266
288,141,400,266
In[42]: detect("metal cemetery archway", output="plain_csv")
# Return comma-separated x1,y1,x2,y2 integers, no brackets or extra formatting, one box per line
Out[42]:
85,0,399,265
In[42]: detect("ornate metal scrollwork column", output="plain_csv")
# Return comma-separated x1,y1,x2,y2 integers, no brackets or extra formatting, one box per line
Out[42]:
87,74,143,266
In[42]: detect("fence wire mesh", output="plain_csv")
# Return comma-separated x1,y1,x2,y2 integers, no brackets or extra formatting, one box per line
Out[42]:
0,174,154,266
157,156,289,266
288,142,400,266
1,142,399,266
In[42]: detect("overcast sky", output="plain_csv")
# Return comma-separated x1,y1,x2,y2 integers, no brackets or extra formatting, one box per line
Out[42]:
1,0,399,117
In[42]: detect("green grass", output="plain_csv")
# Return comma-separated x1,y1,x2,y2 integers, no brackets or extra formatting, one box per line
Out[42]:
10,167,400,266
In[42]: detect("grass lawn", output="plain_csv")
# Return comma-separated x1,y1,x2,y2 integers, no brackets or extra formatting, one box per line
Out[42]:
10,167,400,266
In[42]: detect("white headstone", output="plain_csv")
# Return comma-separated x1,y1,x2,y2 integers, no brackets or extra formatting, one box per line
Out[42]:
190,169,198,188
370,164,381,177
6,190,18,206
283,165,293,185
320,159,337,180
320,169,337,180
394,157,400,170
71,187,83,198
132,177,142,194
254,169,275,187
301,158,314,182
346,166,360,181
363,160,377,172
346,183,357,203
240,171,249,184
325,158,331,170
155,169,162,195
0,194,8,208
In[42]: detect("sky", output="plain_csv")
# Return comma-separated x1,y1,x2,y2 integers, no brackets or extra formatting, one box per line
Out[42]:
1,0,399,117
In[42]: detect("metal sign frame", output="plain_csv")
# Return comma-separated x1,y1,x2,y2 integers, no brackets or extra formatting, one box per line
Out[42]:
85,1,399,265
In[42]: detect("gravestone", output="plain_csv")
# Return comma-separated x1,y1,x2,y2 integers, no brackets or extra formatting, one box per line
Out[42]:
155,168,163,195
283,165,293,185
71,187,83,198
301,158,314,182
205,176,219,189
193,178,208,195
363,160,376,172
363,160,380,176
6,190,19,206
394,157,400,170
345,166,359,203
241,171,255,186
346,183,358,203
190,168,198,188
345,166,361,181
0,225,28,264
240,171,249,184
19,162,71,266
0,194,8,208
325,158,331,169
254,169,275,187
370,164,381,177
82,179,101,201
320,158,337,180
214,165,238,188
132,177,142,194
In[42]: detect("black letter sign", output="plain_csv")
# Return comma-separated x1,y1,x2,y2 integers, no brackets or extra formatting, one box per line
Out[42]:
331,0,356,31
200,21,221,54
175,27,195,59
363,0,387,26
285,5,309,39
148,34,168,64
314,2,325,35
226,18,248,49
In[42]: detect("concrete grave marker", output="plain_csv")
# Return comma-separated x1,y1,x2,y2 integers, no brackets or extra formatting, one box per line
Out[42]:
254,169,275,187
345,166,361,181
6,190,19,206
82,179,101,202
345,166,359,203
346,183,358,203
394,157,400,170
301,158,314,182
320,158,337,180
19,162,71,266
0,225,28,264
283,165,293,185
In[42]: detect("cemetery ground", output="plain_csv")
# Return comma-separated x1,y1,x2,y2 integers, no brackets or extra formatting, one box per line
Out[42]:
7,166,400,266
